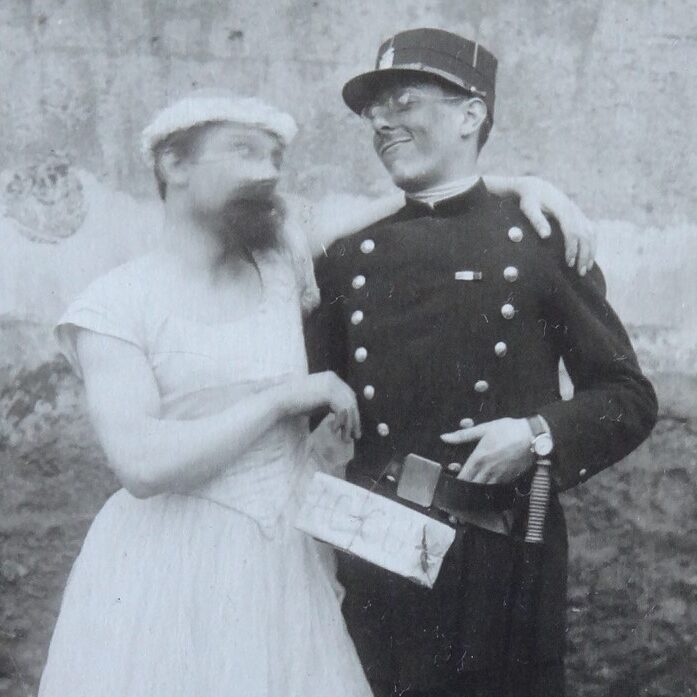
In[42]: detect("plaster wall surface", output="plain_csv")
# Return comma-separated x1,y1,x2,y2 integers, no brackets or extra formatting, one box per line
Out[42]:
0,2,695,696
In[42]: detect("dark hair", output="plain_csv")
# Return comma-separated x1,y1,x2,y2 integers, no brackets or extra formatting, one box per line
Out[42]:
151,121,219,200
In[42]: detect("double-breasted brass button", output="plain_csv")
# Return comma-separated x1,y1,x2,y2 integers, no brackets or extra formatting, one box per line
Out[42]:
503,266,519,283
360,239,375,254
508,226,524,243
354,347,368,362
579,468,588,478
352,275,366,290
459,418,475,428
501,303,515,319
474,380,490,393
363,385,375,400
377,423,390,437
448,514,459,525
351,310,364,325
447,462,462,473
494,341,508,357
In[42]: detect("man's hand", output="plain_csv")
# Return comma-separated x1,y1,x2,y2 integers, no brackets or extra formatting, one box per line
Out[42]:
515,176,598,275
483,175,598,276
440,417,535,484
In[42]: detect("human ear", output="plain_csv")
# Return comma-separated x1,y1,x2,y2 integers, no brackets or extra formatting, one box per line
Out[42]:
158,149,190,190
459,98,487,138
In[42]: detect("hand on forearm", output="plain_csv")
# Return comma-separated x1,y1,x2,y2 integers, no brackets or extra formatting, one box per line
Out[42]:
440,417,534,484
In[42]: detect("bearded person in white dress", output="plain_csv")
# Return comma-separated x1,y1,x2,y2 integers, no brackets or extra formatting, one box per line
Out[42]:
38,90,596,697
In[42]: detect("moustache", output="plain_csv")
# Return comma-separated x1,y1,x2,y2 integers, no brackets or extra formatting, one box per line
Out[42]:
219,189,286,255
233,180,279,202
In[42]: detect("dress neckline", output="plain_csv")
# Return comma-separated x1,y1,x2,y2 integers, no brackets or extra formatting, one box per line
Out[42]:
161,298,275,328
147,249,296,327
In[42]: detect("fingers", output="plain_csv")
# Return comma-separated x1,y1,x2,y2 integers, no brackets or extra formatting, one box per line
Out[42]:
586,221,599,270
560,214,598,275
519,197,551,239
340,382,361,441
577,236,592,276
349,401,362,441
516,185,598,277
325,373,362,442
337,400,361,443
457,446,489,483
332,409,349,442
343,400,361,442
459,444,507,485
564,234,579,270
440,423,486,445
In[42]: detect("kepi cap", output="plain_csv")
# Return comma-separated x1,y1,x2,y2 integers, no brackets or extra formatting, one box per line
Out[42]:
343,28,497,120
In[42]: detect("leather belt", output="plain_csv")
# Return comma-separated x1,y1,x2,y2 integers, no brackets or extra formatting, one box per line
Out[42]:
349,457,531,536
433,470,520,513
382,457,522,512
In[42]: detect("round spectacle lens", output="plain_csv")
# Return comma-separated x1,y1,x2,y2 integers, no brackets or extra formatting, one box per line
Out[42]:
360,92,419,121
360,92,469,123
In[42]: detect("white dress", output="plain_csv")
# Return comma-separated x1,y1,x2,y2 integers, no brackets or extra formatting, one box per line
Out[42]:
38,251,372,697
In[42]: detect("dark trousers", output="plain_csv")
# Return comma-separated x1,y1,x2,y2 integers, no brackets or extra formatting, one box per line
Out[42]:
370,661,566,697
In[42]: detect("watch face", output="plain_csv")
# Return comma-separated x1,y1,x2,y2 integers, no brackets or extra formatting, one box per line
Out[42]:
534,433,554,457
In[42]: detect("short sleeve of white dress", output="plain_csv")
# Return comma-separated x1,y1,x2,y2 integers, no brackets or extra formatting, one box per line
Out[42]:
54,262,146,379
281,220,320,316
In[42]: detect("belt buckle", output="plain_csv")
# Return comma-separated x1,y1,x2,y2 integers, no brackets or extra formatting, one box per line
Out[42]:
396,453,442,508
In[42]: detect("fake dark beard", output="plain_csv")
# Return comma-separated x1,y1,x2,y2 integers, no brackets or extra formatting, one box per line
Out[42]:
218,193,286,259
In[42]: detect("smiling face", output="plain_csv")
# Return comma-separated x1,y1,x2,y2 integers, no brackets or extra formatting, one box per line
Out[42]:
364,79,481,192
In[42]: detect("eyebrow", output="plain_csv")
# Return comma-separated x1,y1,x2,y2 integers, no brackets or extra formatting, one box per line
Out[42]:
222,135,284,159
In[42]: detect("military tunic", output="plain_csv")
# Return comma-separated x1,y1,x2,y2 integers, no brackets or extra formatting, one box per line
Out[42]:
307,180,657,691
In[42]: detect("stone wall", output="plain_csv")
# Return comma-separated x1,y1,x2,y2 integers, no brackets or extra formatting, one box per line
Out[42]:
0,2,695,696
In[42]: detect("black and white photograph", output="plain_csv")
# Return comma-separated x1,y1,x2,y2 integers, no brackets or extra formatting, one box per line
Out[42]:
0,2,694,696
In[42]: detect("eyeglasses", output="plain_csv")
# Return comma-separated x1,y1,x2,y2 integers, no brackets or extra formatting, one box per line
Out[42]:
360,90,469,123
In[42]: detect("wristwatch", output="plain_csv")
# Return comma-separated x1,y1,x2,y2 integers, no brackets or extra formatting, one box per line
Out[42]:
527,414,554,457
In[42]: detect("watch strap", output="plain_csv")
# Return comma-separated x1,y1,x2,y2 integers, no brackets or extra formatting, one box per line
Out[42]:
527,414,549,438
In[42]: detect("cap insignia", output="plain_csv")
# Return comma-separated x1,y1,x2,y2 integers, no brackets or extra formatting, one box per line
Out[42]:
378,46,395,69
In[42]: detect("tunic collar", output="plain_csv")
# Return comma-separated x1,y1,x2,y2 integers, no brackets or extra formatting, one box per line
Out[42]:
406,175,481,208
404,177,490,216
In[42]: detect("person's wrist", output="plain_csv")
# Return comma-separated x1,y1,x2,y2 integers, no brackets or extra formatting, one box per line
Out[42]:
516,417,536,469
507,175,530,198
269,381,296,419
482,174,512,195
527,414,554,458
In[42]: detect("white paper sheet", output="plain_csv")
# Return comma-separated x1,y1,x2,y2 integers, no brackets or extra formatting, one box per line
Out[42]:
294,472,456,588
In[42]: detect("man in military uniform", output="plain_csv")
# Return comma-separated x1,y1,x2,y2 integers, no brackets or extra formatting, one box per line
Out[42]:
308,28,657,697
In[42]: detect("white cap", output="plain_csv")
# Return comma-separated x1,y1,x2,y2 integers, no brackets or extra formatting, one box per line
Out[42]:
140,89,298,166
